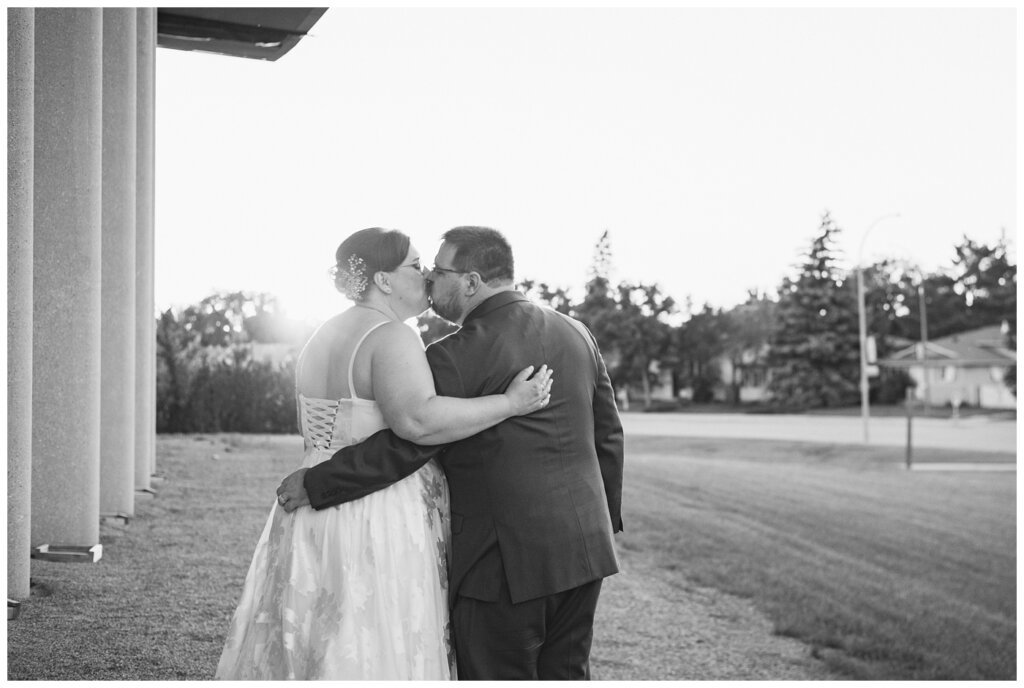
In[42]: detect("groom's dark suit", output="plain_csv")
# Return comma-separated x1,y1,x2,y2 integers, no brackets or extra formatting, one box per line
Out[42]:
303,290,624,679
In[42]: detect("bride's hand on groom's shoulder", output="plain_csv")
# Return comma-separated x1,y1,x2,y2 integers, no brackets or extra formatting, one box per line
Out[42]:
276,468,310,513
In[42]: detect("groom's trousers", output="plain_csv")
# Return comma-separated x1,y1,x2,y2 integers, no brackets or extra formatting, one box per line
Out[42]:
452,576,603,680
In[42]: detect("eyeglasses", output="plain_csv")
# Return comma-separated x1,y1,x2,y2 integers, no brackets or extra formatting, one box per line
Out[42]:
429,265,467,276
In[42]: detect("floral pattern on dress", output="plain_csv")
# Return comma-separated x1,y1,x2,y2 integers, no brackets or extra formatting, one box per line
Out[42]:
215,396,455,680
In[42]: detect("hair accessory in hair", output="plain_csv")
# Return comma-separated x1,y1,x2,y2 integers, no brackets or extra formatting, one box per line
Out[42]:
334,253,368,300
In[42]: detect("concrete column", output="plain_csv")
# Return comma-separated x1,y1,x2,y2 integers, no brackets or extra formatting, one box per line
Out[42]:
31,8,103,547
100,8,137,518
8,7,35,601
135,8,156,491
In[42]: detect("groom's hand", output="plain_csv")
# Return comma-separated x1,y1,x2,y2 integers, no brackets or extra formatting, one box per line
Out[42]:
276,468,310,513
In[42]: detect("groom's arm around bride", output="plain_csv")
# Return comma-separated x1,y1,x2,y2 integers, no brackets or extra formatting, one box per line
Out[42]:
279,227,624,680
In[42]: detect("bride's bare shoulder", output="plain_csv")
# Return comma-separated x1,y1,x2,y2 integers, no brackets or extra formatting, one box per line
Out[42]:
367,320,426,355
299,314,422,375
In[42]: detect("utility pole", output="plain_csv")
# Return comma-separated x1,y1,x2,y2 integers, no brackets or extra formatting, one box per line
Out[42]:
856,213,901,444
918,281,930,408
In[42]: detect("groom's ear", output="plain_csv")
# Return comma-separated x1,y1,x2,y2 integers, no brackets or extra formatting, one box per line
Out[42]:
463,271,482,295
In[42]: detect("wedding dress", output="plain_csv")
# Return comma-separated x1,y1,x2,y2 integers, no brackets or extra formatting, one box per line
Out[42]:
215,322,454,680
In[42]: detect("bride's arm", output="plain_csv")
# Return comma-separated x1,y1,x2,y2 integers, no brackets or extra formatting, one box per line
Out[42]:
371,322,550,445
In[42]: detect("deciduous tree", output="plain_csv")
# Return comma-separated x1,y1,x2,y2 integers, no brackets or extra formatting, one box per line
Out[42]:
675,304,728,403
720,291,776,403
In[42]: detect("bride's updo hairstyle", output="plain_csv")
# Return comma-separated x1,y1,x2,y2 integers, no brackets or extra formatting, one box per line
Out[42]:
331,228,411,302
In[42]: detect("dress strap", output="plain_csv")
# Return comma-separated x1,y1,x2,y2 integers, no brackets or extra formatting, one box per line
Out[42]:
347,320,390,400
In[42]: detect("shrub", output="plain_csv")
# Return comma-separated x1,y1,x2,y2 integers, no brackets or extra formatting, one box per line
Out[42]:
873,369,916,405
157,343,298,434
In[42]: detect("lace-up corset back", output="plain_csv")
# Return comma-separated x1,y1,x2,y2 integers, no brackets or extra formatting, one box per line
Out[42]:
299,321,388,454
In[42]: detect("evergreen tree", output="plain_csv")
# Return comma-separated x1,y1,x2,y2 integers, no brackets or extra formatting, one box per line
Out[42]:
767,212,860,408
575,232,622,375
588,229,614,283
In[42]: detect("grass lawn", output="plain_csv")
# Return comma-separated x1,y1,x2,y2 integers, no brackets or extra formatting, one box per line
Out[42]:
6,433,1015,680
620,435,1016,680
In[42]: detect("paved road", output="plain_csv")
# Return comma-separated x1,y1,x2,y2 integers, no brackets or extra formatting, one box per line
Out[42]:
621,412,1017,454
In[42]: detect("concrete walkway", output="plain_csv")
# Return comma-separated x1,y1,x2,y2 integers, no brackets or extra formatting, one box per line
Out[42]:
620,412,1017,454
908,462,1016,471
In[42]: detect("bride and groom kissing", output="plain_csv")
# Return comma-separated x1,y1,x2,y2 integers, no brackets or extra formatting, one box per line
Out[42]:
215,226,624,680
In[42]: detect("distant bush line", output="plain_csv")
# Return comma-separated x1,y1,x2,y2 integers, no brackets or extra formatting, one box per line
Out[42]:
157,343,298,434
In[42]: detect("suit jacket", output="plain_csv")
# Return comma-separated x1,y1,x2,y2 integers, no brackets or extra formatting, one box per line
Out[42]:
303,290,624,605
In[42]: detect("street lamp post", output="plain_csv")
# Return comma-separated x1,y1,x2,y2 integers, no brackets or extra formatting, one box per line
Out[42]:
917,279,930,408
856,266,870,443
856,213,901,444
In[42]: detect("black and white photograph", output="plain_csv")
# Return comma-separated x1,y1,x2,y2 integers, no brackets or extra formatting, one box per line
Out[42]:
6,4,1017,681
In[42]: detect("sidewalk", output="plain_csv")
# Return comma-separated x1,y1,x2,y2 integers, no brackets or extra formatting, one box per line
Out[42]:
620,412,1017,454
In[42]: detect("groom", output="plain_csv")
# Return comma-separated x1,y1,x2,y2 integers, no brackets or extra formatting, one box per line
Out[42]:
278,226,624,680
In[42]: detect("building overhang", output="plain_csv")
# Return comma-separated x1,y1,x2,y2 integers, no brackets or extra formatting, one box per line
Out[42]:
157,8,327,61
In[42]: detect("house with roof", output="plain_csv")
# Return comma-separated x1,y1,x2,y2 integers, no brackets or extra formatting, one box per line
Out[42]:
881,324,1016,409
712,344,771,403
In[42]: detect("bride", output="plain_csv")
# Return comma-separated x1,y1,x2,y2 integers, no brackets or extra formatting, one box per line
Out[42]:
215,228,552,680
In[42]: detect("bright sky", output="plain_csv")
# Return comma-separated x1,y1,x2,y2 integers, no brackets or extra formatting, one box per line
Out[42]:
155,6,1017,325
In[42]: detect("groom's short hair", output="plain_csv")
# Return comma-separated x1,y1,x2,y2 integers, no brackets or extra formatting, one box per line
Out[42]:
443,226,514,285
